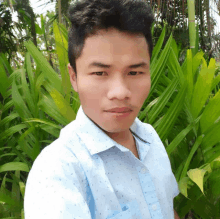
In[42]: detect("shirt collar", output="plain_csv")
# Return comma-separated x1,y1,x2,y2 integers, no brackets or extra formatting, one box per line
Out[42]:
60,105,152,156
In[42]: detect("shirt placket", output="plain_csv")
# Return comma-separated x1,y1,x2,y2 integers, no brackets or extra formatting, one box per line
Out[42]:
136,165,163,219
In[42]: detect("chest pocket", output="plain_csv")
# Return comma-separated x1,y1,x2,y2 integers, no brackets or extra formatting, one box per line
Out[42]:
106,200,142,219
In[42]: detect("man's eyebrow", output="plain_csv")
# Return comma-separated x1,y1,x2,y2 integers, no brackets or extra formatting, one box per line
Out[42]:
88,61,149,69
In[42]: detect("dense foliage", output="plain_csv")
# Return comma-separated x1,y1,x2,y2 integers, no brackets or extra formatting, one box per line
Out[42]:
0,4,17,61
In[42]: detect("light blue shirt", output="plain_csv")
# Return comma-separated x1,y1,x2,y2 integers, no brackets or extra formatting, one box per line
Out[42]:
24,106,179,219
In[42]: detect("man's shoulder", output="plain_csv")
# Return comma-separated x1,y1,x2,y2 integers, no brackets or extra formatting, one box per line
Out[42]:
31,125,83,174
140,122,155,133
27,132,88,191
138,122,168,156
31,138,77,170
135,120,160,142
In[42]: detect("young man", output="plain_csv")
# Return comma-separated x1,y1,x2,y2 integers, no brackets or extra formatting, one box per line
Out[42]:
24,0,180,218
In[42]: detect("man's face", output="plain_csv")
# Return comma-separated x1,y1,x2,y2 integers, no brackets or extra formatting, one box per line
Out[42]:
68,28,151,137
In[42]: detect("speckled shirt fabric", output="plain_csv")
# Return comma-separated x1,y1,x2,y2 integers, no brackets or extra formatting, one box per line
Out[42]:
24,105,179,219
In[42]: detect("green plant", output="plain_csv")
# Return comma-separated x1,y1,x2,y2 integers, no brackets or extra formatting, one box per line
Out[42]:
139,24,220,218
0,21,80,218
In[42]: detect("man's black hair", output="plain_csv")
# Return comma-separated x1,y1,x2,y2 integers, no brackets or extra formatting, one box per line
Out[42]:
68,0,154,77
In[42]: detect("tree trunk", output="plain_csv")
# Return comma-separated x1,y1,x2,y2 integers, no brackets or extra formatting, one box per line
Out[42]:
205,0,212,48
29,7,37,47
9,0,14,12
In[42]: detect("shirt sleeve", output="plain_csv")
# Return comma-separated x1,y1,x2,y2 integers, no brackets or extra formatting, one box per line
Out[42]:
171,171,180,198
24,141,92,219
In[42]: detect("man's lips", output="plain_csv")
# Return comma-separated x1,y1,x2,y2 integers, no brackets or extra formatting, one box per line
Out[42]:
104,107,132,113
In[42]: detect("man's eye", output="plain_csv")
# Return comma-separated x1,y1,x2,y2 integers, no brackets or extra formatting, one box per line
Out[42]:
129,71,143,75
92,72,106,76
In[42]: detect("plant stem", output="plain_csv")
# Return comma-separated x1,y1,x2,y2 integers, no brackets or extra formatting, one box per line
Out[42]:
187,0,196,56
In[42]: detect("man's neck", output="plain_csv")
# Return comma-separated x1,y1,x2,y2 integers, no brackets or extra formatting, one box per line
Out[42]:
105,129,135,149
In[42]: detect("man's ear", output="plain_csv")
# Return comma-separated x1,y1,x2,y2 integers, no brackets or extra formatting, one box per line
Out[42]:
68,63,78,92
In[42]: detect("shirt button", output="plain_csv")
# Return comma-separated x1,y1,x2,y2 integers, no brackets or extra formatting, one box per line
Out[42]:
141,168,147,174
152,204,157,211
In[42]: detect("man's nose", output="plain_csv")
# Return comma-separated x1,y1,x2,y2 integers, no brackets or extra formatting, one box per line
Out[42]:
107,77,132,100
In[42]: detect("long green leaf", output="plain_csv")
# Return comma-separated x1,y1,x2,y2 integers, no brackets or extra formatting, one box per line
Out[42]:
8,69,23,90
0,113,19,127
24,118,61,129
0,53,13,75
167,48,185,86
0,58,10,99
39,124,60,138
38,90,69,125
201,120,220,155
2,100,14,114
200,88,220,133
185,50,194,103
192,51,204,78
50,88,76,122
206,144,220,164
25,53,34,92
151,25,166,64
57,22,68,42
178,177,191,198
22,118,61,138
211,74,220,92
139,97,159,121
145,34,173,105
148,77,179,124
0,124,27,141
191,59,216,119
166,116,200,156
180,134,204,180
20,65,36,117
0,188,23,213
12,80,32,119
53,21,71,100
17,127,39,161
24,41,62,94
208,169,220,201
0,162,29,173
155,81,187,141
